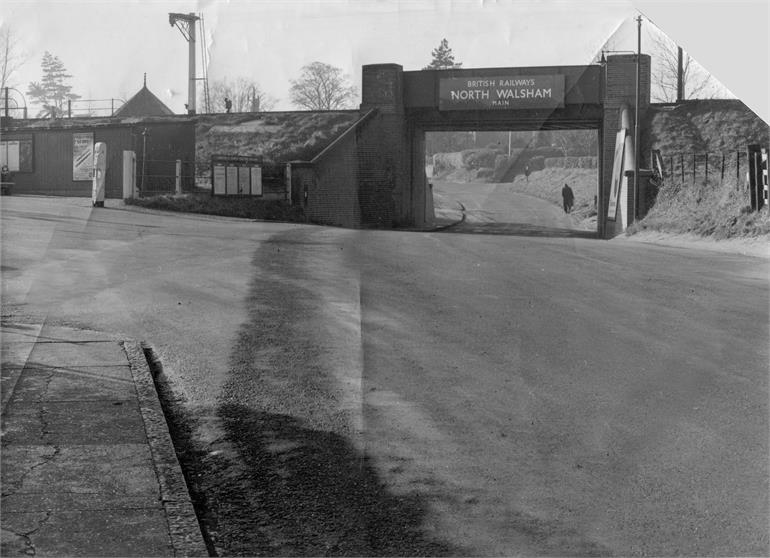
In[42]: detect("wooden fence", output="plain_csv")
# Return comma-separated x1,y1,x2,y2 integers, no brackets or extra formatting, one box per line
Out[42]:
660,149,750,188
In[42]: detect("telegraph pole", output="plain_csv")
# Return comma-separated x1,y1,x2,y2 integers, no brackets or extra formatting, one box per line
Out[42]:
634,14,642,220
169,12,200,115
676,46,684,101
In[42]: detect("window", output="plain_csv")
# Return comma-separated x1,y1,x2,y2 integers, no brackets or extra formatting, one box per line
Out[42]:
0,135,33,172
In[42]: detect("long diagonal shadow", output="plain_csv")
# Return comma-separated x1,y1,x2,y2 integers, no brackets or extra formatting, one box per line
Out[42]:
207,230,460,556
217,404,457,556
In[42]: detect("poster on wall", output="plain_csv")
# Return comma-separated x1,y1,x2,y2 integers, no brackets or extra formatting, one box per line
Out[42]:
18,136,33,172
607,129,626,221
73,133,94,181
250,166,262,196
213,165,226,194
238,166,251,194
226,166,238,194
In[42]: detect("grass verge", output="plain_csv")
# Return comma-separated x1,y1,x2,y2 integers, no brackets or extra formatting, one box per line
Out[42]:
628,177,770,239
125,193,306,222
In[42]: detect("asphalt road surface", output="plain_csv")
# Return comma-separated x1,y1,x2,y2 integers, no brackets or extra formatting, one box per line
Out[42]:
434,180,576,227
2,196,768,556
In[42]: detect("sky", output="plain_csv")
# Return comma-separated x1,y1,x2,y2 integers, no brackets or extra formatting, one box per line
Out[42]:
2,0,769,123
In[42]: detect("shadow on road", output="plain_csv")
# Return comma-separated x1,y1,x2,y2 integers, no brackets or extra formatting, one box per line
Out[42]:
441,221,598,239
213,404,459,556
152,362,459,556
174,231,461,556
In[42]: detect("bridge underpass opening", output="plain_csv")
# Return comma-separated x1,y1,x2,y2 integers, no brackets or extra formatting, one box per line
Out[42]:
424,129,600,236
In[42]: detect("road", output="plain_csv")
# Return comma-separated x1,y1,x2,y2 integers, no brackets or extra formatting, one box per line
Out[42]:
433,179,595,236
434,179,574,225
2,196,768,556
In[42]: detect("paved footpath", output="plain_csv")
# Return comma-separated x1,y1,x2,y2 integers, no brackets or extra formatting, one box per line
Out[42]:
1,320,208,557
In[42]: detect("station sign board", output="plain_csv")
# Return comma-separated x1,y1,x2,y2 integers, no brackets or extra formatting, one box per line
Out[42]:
439,74,565,111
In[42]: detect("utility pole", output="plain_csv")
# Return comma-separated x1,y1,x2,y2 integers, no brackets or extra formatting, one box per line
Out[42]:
634,14,642,220
169,12,200,115
141,128,148,193
676,46,684,102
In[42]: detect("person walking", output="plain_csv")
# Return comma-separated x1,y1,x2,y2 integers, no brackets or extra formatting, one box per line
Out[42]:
562,183,574,213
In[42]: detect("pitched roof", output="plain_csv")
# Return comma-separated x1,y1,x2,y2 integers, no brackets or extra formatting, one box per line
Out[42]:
113,84,174,117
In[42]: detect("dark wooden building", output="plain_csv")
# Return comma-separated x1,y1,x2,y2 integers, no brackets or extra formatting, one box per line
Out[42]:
0,116,195,198
0,81,193,199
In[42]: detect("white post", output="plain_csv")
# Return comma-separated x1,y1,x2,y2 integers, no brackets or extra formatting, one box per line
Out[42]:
123,150,136,199
92,143,107,207
175,159,182,194
762,147,768,207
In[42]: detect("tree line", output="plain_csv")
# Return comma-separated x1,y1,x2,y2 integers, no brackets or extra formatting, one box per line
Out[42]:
3,33,722,117
2,37,461,116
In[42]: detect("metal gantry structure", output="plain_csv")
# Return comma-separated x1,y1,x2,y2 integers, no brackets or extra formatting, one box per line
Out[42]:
169,12,211,114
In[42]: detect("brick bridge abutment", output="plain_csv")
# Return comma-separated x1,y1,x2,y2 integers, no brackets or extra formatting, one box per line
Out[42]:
306,56,650,237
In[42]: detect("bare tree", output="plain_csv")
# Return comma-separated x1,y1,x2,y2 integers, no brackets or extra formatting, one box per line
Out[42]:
1,24,26,90
208,77,277,113
289,61,357,110
650,32,715,102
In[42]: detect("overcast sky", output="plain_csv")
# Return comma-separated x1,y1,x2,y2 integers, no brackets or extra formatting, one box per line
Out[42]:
2,0,768,122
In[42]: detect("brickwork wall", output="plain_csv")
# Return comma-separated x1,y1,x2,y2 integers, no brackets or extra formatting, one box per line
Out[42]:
307,130,361,227
362,64,404,115
359,65,409,227
299,59,651,233
357,113,410,227
291,109,404,229
290,106,405,229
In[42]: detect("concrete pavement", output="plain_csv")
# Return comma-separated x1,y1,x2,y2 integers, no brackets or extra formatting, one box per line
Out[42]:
1,320,207,557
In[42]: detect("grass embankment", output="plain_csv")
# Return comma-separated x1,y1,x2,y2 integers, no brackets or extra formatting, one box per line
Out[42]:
508,167,599,228
196,112,360,164
628,178,770,238
124,194,306,222
633,100,769,239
